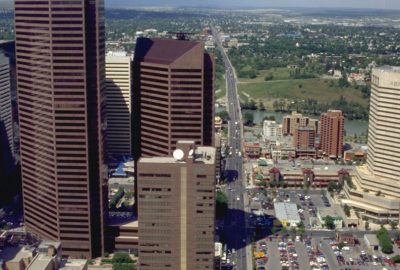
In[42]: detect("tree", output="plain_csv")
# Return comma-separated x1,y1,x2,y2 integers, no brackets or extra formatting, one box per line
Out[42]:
343,204,351,217
392,255,400,263
243,112,254,126
324,215,335,230
338,73,350,88
297,221,305,230
365,220,370,230
390,221,398,230
248,99,257,110
258,100,266,111
112,252,133,263
264,73,274,81
376,227,393,254
338,241,346,251
216,191,228,219
280,226,288,236
394,230,400,241
327,182,338,193
290,227,297,235
216,110,230,122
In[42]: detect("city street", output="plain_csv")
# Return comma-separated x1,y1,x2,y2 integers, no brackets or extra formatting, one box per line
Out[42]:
212,25,252,270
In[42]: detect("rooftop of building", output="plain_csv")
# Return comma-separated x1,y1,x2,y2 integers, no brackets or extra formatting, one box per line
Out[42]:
106,51,128,57
60,259,87,270
375,65,400,73
215,242,223,257
297,126,315,131
26,254,53,270
5,246,33,263
274,202,300,222
139,146,215,165
317,207,343,219
364,234,380,246
134,37,202,65
320,110,343,117
254,160,353,176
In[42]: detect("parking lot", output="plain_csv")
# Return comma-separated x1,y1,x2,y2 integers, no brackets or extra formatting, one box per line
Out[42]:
255,236,330,270
272,189,334,229
250,188,400,270
325,238,399,270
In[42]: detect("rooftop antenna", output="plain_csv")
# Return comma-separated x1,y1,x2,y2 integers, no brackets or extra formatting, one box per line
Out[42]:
167,31,195,41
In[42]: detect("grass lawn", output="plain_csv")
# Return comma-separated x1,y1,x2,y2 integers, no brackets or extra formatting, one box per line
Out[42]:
216,74,226,100
238,78,369,108
239,67,292,83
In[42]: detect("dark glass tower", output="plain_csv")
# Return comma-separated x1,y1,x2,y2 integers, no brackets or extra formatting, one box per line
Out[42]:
132,37,215,159
15,0,107,258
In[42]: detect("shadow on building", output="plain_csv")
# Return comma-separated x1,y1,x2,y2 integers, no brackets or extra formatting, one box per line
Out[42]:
105,81,132,169
0,119,20,207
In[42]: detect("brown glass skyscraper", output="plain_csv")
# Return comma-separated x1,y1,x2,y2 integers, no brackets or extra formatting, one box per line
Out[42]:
133,38,214,159
320,110,344,158
15,0,107,258
138,141,216,270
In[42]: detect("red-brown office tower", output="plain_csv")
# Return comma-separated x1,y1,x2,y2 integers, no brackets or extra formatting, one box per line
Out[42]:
132,37,215,159
320,110,344,158
15,0,107,258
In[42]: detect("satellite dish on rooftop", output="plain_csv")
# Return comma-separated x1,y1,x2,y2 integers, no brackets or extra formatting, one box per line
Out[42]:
188,149,194,157
173,149,185,160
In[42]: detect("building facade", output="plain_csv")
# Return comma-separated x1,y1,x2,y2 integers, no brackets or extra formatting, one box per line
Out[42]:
137,141,215,270
263,120,282,140
293,127,315,150
0,53,14,164
293,127,316,158
133,38,214,159
344,66,400,223
105,52,132,163
282,111,318,136
15,0,107,258
320,110,344,158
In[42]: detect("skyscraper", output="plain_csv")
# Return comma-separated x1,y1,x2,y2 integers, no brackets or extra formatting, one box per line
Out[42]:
137,141,215,270
15,0,107,258
106,52,132,163
132,37,214,159
320,110,344,158
344,66,400,223
282,112,304,136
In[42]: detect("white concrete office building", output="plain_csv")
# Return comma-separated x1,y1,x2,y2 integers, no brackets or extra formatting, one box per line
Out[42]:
344,66,400,223
263,120,282,140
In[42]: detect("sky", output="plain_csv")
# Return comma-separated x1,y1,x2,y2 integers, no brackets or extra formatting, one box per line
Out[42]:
0,0,398,9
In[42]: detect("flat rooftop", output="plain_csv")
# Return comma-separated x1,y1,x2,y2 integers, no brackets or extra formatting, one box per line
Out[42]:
274,202,300,222
60,259,87,270
26,254,53,270
318,207,343,219
140,146,215,165
376,65,400,73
